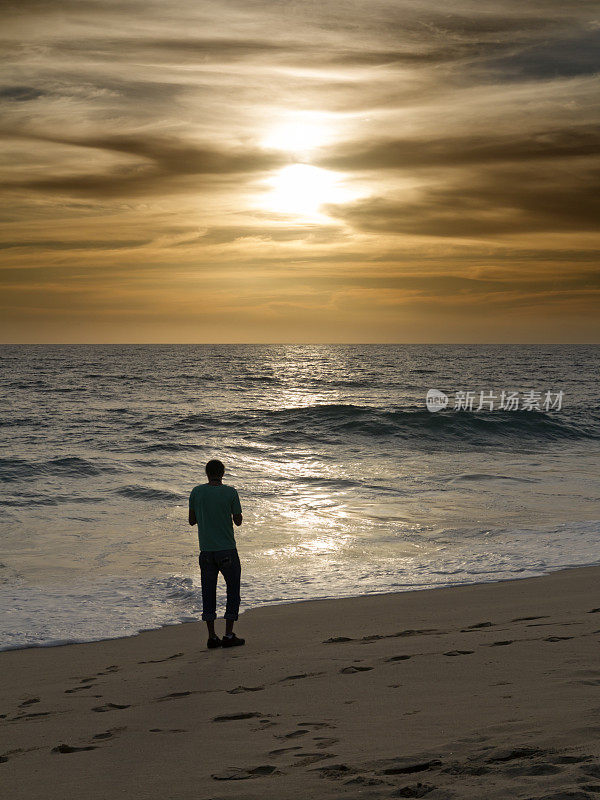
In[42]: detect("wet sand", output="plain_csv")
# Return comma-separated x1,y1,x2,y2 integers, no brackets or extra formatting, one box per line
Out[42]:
2,564,600,799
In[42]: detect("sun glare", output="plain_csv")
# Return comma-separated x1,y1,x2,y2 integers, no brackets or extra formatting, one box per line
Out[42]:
261,113,332,157
261,163,354,219
258,111,361,220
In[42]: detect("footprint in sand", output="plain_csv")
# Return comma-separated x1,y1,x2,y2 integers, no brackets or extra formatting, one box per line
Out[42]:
212,712,264,722
390,781,436,797
282,729,310,739
386,655,411,662
92,703,130,713
361,629,440,643
92,729,122,740
52,744,97,754
65,685,95,693
279,672,323,682
505,762,562,776
581,783,600,794
381,758,442,775
18,698,40,707
484,746,544,763
461,622,494,632
269,746,303,756
527,622,578,628
299,722,333,728
291,752,337,767
344,775,387,787
487,641,513,647
443,650,474,656
212,765,279,780
148,728,186,734
313,763,355,779
544,636,574,642
579,763,600,778
96,665,120,676
157,691,196,701
313,737,339,749
12,711,51,720
340,665,373,674
277,723,332,739
323,636,354,644
512,615,550,622
228,685,265,694
138,653,183,664
549,755,592,764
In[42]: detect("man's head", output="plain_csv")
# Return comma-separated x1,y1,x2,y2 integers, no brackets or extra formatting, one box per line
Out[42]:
205,459,225,480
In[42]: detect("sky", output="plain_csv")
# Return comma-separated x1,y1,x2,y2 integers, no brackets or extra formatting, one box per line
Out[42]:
1,0,599,343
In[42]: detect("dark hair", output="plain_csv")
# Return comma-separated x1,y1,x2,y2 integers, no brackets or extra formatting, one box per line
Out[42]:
205,459,225,479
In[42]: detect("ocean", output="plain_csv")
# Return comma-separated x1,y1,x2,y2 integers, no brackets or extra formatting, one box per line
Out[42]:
1,344,599,651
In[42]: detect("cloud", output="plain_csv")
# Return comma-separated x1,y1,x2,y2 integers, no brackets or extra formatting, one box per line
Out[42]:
327,161,600,237
4,132,288,197
53,36,306,64
185,225,348,245
484,28,600,80
0,238,151,250
1,0,599,341
319,126,600,171
0,86,46,102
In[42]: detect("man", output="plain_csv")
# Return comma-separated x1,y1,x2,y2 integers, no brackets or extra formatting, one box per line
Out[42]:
188,459,245,649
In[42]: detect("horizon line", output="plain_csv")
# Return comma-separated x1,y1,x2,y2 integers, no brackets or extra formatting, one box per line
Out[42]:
1,342,598,347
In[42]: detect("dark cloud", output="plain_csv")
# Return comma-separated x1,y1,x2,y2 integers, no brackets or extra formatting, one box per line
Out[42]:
0,239,151,250
336,271,600,295
484,29,600,80
5,133,288,197
319,126,600,172
53,37,305,63
327,165,600,236
326,41,513,67
0,86,45,102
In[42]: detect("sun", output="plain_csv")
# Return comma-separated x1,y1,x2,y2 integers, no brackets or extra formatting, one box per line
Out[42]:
261,163,354,220
258,111,361,220
261,112,332,158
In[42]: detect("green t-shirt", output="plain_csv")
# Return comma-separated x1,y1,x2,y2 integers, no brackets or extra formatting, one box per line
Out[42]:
189,483,242,552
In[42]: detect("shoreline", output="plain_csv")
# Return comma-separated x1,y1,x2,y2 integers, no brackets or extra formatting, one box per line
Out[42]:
3,562,600,798
4,559,600,654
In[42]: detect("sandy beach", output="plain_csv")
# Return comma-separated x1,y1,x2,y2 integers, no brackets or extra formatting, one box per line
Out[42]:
2,564,600,799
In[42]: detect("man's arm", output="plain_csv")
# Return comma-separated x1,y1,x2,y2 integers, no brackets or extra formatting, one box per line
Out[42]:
232,488,242,527
188,490,196,526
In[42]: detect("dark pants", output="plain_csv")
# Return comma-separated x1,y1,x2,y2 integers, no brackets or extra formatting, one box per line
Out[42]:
199,548,241,621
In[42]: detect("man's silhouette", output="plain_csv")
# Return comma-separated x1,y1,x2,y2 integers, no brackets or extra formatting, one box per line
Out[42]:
188,459,245,649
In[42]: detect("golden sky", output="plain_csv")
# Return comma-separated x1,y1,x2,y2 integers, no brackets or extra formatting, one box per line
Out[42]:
1,0,599,343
